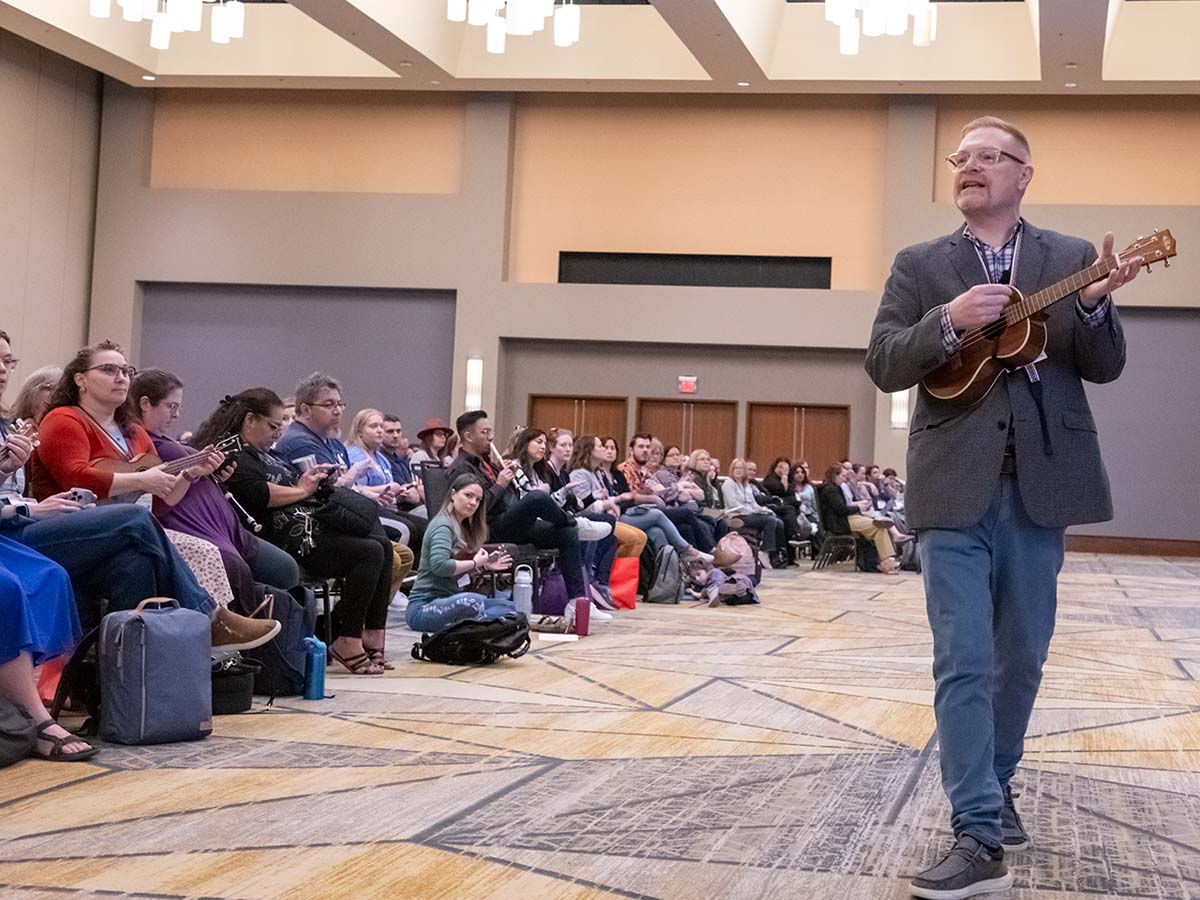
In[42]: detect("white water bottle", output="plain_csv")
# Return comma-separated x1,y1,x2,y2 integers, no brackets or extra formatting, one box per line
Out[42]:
513,564,534,618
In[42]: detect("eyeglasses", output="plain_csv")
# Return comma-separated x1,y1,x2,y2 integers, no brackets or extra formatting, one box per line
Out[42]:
261,418,283,433
87,363,137,379
945,147,1027,171
309,400,347,410
0,357,19,370
162,401,182,415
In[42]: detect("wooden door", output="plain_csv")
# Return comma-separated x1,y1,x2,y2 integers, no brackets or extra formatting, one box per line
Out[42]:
746,403,800,468
636,399,737,465
636,399,688,453
745,403,850,473
528,395,581,433
687,401,737,467
579,398,627,447
800,405,850,473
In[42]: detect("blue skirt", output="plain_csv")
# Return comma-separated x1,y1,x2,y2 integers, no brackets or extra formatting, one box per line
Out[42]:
0,534,81,667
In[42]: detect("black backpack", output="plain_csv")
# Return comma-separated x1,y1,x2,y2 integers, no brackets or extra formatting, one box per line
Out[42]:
234,584,316,698
411,615,531,666
51,626,102,736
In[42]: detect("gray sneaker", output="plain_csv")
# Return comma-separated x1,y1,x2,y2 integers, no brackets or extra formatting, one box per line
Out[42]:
910,835,1012,900
1001,784,1029,851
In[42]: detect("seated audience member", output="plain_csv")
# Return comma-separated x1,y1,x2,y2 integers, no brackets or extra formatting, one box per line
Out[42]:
789,464,823,549
721,458,789,567
447,411,609,608
411,418,453,467
346,407,426,558
25,341,277,647
542,428,576,507
0,536,98,761
11,365,61,426
195,388,395,674
640,437,718,552
279,397,296,432
686,449,723,514
273,373,365,486
818,464,899,574
379,415,427,518
567,435,647,561
130,369,300,607
573,434,705,562
599,436,630,495
406,474,516,633
761,456,809,545
442,432,459,465
511,427,618,608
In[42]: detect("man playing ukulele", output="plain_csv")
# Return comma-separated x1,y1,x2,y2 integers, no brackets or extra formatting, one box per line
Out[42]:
866,116,1143,899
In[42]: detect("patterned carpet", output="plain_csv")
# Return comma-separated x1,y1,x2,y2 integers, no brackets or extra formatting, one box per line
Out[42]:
2,552,1199,900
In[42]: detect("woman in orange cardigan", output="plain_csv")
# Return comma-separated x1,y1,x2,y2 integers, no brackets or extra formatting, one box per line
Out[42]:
24,341,277,649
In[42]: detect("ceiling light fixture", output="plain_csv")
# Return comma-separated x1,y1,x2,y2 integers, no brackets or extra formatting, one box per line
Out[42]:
737,81,750,87
826,0,937,56
448,0,580,53
142,73,156,80
92,0,248,53
1064,82,1077,88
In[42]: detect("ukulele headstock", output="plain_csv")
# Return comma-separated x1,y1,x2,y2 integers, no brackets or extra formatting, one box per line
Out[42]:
1122,229,1177,273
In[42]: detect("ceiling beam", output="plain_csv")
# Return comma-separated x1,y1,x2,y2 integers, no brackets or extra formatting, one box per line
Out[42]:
648,0,768,86
1038,0,1106,90
286,0,450,83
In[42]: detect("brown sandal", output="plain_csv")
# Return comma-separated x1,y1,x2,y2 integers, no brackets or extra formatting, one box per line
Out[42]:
329,647,384,675
33,721,100,762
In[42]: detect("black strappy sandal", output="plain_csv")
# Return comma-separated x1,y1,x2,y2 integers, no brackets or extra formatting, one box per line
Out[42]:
363,647,395,671
33,721,100,762
329,647,384,675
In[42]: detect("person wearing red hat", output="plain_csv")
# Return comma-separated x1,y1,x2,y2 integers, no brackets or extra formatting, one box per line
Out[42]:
412,418,453,467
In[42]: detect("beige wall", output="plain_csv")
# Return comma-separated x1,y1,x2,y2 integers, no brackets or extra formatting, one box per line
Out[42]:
151,90,465,194
934,97,1200,206
509,95,888,291
0,31,100,374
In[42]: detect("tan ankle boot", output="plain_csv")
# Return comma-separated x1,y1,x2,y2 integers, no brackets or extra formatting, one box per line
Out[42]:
211,606,281,651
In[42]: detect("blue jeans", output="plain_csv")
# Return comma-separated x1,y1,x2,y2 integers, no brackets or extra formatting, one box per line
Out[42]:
406,592,515,632
919,475,1064,848
620,507,690,553
13,505,217,626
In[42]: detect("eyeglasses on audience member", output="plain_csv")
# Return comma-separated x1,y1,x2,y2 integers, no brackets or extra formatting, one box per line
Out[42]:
87,363,137,379
309,400,347,410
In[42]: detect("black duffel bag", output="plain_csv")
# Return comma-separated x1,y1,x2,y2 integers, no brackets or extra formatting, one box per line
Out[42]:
313,486,380,537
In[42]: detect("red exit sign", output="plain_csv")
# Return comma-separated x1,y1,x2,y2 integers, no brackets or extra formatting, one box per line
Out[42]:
678,376,698,394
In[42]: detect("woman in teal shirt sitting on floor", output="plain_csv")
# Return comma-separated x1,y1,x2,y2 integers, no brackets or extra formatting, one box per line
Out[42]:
406,473,514,633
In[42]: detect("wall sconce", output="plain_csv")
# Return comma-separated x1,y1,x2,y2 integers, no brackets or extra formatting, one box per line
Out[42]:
465,356,484,410
890,390,910,429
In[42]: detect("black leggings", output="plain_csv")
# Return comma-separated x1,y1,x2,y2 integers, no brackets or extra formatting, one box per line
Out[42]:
491,492,585,597
298,527,393,639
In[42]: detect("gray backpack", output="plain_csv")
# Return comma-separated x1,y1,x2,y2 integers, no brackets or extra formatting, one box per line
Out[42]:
645,545,685,604
100,599,212,745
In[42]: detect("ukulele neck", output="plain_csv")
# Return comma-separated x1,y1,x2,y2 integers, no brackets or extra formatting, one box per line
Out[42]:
1004,257,1114,326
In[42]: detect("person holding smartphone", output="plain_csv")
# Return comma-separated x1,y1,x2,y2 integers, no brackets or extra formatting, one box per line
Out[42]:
406,473,514,633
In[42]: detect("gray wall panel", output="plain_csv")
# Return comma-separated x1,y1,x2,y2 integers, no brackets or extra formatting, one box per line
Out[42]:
139,283,456,438
1074,308,1200,541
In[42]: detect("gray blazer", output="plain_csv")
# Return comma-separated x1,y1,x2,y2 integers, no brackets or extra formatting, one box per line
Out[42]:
865,221,1126,531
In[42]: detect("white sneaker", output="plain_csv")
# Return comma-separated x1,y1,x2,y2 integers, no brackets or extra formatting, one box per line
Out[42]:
575,518,613,542
390,591,408,610
589,606,613,621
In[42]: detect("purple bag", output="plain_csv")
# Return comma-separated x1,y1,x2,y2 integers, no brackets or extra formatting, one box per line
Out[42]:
534,563,570,615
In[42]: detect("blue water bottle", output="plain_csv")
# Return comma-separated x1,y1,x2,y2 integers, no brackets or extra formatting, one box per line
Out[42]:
302,636,326,700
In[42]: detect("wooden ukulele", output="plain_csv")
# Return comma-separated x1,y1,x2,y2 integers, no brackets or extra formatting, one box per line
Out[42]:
922,229,1177,406
90,434,243,479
